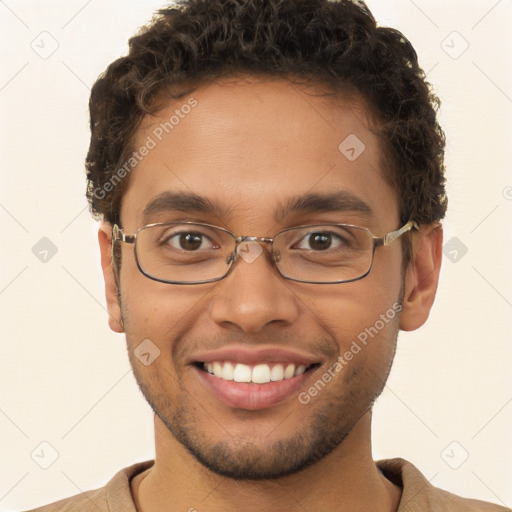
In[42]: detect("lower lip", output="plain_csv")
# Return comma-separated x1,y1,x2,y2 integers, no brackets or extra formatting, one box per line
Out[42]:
194,366,318,411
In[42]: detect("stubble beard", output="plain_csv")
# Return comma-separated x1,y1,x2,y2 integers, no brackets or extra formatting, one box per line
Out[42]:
120,283,404,480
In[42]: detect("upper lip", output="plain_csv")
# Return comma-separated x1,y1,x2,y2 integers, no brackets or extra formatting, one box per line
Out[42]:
188,346,322,367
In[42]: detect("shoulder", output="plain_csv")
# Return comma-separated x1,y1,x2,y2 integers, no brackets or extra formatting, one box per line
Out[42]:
377,458,511,512
25,487,107,512
24,460,154,512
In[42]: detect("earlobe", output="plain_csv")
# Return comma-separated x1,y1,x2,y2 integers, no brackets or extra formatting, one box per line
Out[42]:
399,223,443,332
98,222,125,333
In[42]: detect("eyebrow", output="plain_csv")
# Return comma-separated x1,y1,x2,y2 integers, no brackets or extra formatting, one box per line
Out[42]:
143,191,232,223
142,190,373,224
275,191,373,221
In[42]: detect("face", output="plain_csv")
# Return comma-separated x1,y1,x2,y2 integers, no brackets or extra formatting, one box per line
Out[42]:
104,77,411,479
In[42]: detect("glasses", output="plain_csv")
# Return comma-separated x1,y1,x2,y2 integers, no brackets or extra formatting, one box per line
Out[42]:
112,220,418,285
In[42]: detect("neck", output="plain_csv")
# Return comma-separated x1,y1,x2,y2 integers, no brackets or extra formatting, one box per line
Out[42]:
132,412,402,512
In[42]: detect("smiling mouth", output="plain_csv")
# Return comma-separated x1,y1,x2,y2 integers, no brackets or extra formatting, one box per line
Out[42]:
195,361,321,384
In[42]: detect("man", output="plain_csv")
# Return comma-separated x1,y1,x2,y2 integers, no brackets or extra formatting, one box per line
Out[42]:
28,0,509,510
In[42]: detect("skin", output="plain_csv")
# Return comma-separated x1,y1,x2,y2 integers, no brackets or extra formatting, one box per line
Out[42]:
98,76,442,511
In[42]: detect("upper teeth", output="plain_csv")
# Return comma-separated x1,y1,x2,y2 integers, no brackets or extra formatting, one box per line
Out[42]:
204,361,307,383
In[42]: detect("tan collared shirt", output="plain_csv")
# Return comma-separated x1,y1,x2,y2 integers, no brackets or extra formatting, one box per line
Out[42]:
26,458,510,511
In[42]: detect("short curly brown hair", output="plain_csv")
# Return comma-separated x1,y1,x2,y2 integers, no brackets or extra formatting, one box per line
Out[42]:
86,0,447,236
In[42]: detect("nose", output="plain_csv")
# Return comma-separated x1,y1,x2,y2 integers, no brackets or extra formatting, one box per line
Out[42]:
209,242,300,333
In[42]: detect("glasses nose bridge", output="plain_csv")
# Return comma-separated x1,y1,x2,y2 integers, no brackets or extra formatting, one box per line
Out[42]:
236,235,274,245
235,236,276,256
228,235,279,266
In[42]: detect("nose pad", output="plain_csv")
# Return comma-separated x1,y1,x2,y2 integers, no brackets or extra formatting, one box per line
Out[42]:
236,241,264,264
226,243,278,267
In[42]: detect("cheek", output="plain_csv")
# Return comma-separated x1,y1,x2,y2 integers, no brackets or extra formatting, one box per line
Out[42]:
312,278,400,332
306,263,402,364
119,259,214,350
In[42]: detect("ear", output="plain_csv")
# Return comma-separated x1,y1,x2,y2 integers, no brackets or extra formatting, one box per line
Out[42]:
98,222,124,333
399,223,443,332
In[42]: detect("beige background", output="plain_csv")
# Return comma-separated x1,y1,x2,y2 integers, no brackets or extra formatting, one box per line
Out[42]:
1,0,511,510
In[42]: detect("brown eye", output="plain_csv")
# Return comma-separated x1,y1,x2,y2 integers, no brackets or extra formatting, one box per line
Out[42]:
308,233,333,251
296,231,347,251
178,233,203,251
163,231,214,251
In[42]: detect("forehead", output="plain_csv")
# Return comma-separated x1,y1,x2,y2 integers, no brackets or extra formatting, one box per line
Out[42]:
121,77,398,231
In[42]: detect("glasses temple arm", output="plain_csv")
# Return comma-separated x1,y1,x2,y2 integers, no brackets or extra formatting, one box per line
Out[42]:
382,220,420,246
